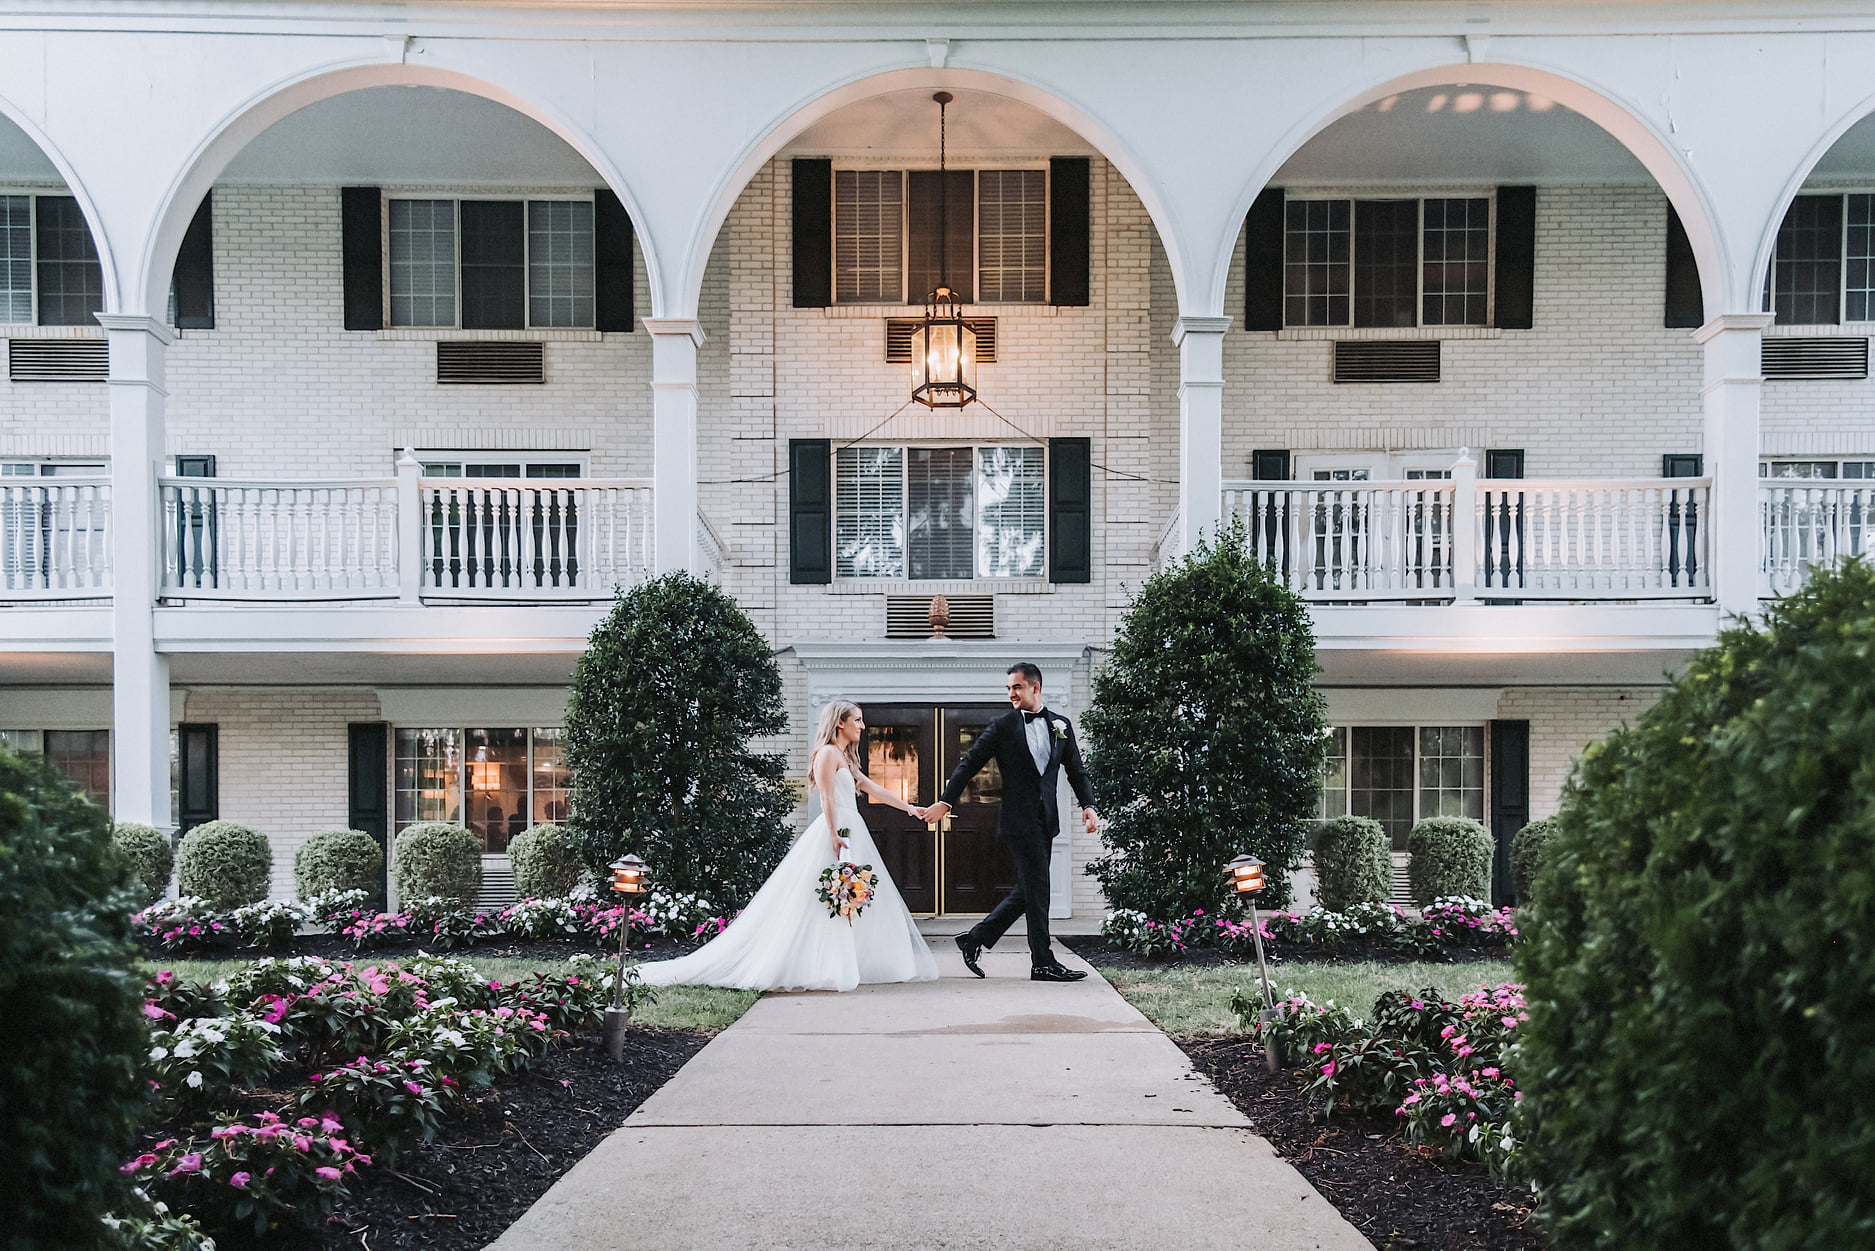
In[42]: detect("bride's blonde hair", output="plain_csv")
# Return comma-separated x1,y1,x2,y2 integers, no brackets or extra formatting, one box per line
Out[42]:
813,699,865,774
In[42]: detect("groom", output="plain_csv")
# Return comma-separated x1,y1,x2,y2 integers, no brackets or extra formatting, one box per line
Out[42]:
923,662,1099,983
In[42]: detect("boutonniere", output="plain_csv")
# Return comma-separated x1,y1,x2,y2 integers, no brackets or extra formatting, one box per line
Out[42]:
1050,719,1068,741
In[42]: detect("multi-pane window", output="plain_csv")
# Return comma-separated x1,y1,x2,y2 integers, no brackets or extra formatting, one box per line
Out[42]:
1319,724,1486,849
418,455,583,479
0,728,109,809
32,196,105,327
1766,194,1846,325
832,168,1049,304
388,197,596,329
835,444,1045,580
394,726,567,853
1760,459,1875,479
1,196,31,322
1285,196,1492,328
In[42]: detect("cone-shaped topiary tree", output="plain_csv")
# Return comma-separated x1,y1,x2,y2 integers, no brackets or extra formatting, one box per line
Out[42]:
565,572,794,908
1085,519,1328,916
1515,558,1875,1248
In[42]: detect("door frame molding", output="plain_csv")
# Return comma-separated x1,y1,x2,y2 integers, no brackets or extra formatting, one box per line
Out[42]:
793,640,1090,919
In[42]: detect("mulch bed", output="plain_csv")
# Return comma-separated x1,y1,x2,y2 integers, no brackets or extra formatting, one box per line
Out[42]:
1179,1037,1546,1251
140,933,697,965
1061,933,1512,972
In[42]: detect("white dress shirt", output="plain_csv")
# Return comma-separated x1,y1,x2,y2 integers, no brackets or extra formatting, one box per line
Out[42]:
1024,709,1052,774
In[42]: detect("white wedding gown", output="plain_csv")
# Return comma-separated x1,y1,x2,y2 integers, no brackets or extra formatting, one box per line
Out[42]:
634,766,939,991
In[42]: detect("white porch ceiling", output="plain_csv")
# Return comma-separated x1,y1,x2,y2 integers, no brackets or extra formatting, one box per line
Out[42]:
783,87,1094,161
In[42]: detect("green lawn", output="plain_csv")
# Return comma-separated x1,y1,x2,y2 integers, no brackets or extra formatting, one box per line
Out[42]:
141,954,757,1033
1100,960,1518,1036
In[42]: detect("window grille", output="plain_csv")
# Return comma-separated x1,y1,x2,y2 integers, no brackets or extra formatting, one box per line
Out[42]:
390,199,457,328
34,197,103,328
1353,200,1417,329
1418,725,1485,820
393,726,568,854
1768,195,1843,326
978,170,1047,303
528,200,595,328
835,446,905,578
976,445,1045,578
1319,724,1485,850
1287,196,1492,329
0,197,30,323
1846,195,1875,321
1422,198,1491,326
1285,199,1350,327
834,170,904,304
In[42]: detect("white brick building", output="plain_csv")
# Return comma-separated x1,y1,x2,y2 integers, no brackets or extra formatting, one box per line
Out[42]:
1,0,1871,916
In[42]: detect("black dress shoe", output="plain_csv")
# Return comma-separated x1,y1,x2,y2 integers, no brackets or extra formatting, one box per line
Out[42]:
1031,964,1089,982
954,932,986,978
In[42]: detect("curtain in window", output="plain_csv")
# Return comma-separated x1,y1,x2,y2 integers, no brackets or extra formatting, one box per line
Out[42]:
835,447,905,577
389,200,457,327
978,170,1047,303
834,171,903,303
908,447,974,580
528,201,595,328
976,446,1045,578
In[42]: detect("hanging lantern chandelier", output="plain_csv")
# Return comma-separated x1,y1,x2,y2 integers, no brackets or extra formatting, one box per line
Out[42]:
910,91,978,410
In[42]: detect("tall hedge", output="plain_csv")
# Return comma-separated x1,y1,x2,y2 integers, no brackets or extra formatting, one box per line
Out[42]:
391,822,482,908
1084,519,1327,915
113,821,173,908
294,828,384,900
1313,815,1392,912
1406,816,1493,906
1509,816,1558,906
175,820,272,910
0,744,147,1247
564,572,794,907
508,822,583,899
1515,558,1875,1248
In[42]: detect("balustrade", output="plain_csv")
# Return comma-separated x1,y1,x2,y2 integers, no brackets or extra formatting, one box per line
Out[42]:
1759,480,1875,596
159,477,399,599
416,478,654,600
0,476,111,599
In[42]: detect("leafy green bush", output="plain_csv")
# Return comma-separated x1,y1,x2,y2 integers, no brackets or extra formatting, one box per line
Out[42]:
1508,816,1557,906
114,822,174,908
507,821,583,899
1406,816,1492,907
390,822,482,908
175,819,273,910
565,572,794,907
1085,519,1328,915
1516,559,1875,1249
293,828,383,901
1313,815,1392,912
0,743,147,1246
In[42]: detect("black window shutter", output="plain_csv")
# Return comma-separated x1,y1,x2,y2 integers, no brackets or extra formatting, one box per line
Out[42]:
792,159,833,308
1251,449,1291,481
594,189,635,332
1049,437,1092,583
173,193,214,330
1243,188,1285,331
459,200,525,330
1488,720,1529,907
347,722,390,906
1494,186,1536,330
1484,449,1524,479
1664,204,1704,329
789,439,832,584
177,723,218,834
1662,454,1704,477
1049,157,1090,306
907,170,974,303
340,187,383,331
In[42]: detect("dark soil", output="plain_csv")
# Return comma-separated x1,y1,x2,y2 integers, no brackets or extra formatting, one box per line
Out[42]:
141,932,697,965
1061,933,1514,973
1180,1035,1546,1251
289,1028,710,1250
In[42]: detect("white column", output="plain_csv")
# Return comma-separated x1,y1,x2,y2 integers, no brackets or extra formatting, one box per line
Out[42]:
645,318,706,575
1450,447,1478,603
98,314,175,830
1693,313,1773,618
1174,315,1231,555
395,449,422,603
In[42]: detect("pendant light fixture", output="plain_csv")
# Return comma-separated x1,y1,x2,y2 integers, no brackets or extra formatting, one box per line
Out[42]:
909,90,978,409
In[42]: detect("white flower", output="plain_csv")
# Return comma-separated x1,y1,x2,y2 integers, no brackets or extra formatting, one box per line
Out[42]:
185,1071,204,1089
149,1046,169,1062
173,1039,198,1059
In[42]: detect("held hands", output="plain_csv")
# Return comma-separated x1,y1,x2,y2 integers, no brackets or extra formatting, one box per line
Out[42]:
920,801,952,825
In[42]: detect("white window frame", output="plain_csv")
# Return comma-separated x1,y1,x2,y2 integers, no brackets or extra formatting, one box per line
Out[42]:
833,441,1049,582
1761,191,1875,326
1281,191,1496,330
1319,722,1490,837
385,193,597,331
0,190,105,329
830,164,1051,306
1759,457,1875,480
391,725,569,841
413,451,589,479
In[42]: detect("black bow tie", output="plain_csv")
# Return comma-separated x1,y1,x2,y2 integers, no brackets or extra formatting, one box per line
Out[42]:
1022,710,1048,723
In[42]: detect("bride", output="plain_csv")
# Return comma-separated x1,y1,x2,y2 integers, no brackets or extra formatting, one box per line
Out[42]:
634,699,939,991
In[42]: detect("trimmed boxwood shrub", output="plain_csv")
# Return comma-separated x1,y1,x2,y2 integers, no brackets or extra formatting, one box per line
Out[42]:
294,828,384,900
392,822,482,908
1509,816,1558,907
1,743,147,1245
1313,815,1391,912
1516,559,1875,1248
175,819,273,911
508,822,582,899
114,821,173,908
1405,816,1492,907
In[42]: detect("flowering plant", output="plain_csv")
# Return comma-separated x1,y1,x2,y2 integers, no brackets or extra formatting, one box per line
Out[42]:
226,899,311,949
145,1013,285,1110
816,858,875,922
143,968,228,1025
500,896,583,940
134,897,231,952
382,998,554,1087
100,1186,216,1251
126,1111,369,1237
485,955,611,1033
1419,896,1519,945
301,886,371,927
297,1055,454,1161
1397,1066,1523,1180
637,889,724,941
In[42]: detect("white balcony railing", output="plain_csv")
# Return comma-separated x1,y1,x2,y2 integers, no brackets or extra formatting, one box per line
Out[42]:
0,476,112,600
1760,480,1875,596
1222,473,1712,603
160,477,399,600
417,477,654,601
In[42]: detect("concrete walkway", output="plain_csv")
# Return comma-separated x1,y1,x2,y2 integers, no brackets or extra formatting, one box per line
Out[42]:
489,941,1373,1251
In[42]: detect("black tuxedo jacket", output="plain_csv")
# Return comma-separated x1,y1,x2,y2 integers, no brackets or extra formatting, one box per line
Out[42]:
939,708,1096,844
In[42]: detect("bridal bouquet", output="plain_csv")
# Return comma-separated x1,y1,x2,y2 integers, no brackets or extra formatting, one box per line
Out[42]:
817,849,876,924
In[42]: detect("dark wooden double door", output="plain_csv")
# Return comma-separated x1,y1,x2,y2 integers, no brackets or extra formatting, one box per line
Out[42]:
860,704,1019,916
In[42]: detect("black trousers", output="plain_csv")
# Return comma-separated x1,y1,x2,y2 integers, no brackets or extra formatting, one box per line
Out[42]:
969,830,1055,967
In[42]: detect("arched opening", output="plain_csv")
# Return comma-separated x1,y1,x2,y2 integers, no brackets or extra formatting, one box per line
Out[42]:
0,108,114,338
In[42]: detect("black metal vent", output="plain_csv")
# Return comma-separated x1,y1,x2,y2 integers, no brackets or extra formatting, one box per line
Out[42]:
886,594,994,639
1332,339,1441,384
9,339,107,382
1762,337,1869,379
436,341,544,384
885,319,997,364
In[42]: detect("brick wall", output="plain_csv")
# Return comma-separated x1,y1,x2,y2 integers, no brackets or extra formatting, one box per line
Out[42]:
1497,686,1665,818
